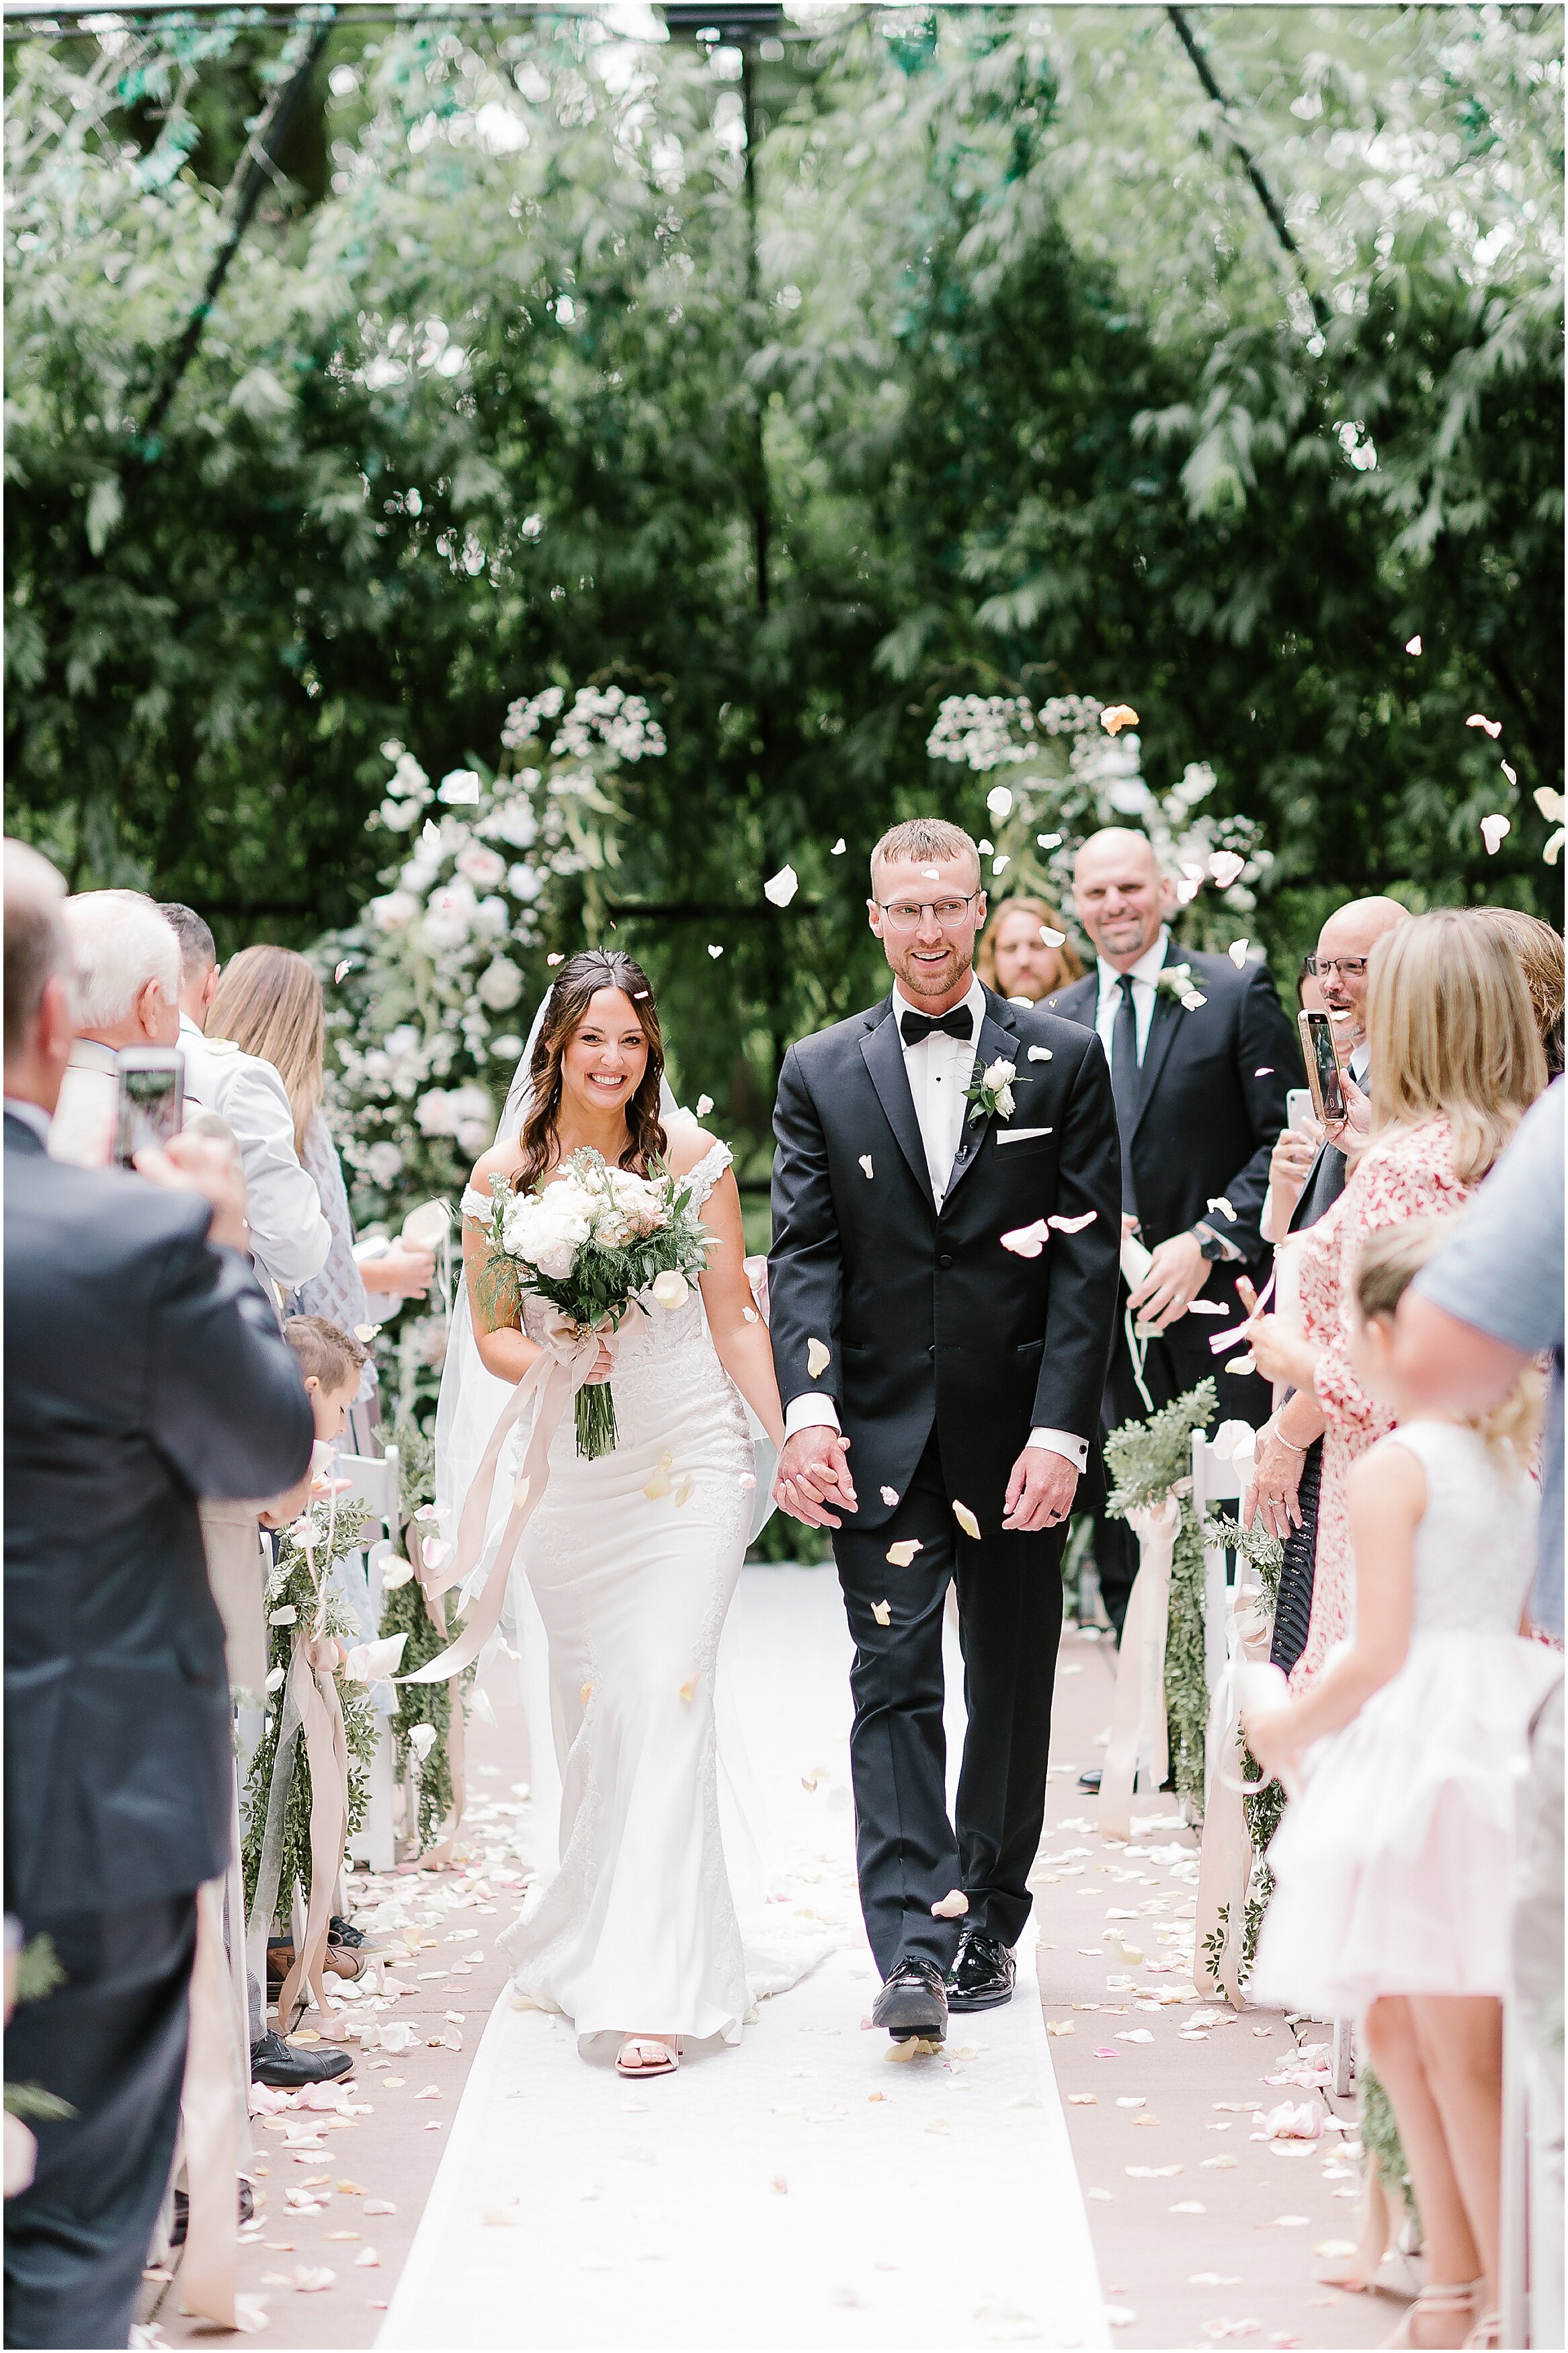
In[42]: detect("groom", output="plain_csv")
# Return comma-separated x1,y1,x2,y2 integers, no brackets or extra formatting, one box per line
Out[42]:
769,819,1121,2041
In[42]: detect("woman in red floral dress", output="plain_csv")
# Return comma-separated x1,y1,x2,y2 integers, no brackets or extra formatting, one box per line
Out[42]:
1244,912,1546,1688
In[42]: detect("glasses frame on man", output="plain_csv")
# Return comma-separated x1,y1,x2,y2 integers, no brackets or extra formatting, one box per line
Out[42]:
872,890,984,934
1303,953,1369,980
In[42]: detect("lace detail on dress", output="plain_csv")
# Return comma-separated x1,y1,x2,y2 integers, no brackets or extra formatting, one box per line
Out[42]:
681,1138,733,1213
460,1183,493,1224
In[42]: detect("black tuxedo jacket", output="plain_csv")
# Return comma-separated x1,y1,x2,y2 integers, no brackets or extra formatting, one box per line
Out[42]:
768,987,1122,1535
3,1115,313,1917
1048,950,1300,1271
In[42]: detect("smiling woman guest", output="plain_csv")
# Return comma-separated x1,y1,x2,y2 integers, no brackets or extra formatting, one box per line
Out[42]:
977,895,1084,1003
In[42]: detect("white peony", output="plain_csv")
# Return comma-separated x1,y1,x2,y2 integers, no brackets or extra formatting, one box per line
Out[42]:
489,801,537,850
415,1089,460,1137
507,861,544,901
472,893,510,939
477,957,524,1010
421,879,477,949
366,1141,404,1186
503,1183,593,1279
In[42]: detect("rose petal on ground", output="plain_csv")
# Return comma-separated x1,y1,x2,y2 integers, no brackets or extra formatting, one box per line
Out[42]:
1046,2020,1073,2035
885,1539,923,1566
363,2200,396,2216
1048,1211,1096,1232
806,1338,831,1379
1116,2029,1154,2043
293,2268,335,2292
952,1501,981,1540
1202,2155,1239,2169
335,2178,366,2194
1068,2092,1097,2105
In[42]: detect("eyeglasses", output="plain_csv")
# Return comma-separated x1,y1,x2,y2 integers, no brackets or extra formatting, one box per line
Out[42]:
1304,955,1369,980
874,892,981,934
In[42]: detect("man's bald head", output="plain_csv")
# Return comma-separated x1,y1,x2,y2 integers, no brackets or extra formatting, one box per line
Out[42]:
1315,895,1410,1048
3,839,75,1112
1071,829,1176,969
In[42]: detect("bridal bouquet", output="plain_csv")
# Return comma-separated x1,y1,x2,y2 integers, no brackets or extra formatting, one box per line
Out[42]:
476,1148,712,1457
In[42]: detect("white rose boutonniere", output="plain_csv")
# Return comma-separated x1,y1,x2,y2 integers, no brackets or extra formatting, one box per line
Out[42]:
964,1057,1017,1125
1154,962,1207,1010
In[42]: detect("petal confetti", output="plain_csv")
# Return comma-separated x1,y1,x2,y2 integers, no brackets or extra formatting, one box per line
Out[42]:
859,1155,874,1178
1001,1219,1050,1259
885,1539,923,1566
1501,760,1518,786
1206,1197,1237,1221
1405,634,1421,655
1028,1045,1053,1062
831,838,846,855
872,1600,892,1628
1100,705,1139,735
1210,852,1247,888
335,959,354,984
708,943,724,959
695,1094,714,1117
1481,813,1511,854
952,1501,981,1541
880,1486,900,1506
764,865,799,908
1048,1211,1097,1233
1227,940,1249,968
1467,713,1502,737
1039,926,1067,949
930,1889,969,1919
806,1338,831,1380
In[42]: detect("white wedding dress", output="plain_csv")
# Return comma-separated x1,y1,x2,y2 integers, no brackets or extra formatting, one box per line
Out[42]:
457,1142,769,2050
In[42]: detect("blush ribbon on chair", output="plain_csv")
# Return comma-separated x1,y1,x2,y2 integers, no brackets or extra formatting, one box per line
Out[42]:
1097,1492,1181,1843
1194,1581,1277,2003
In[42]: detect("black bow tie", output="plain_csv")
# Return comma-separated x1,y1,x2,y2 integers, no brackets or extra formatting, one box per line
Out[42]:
899,1004,975,1048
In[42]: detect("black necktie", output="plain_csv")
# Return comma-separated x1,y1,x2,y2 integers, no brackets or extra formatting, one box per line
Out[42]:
1110,975,1141,1220
899,1005,975,1048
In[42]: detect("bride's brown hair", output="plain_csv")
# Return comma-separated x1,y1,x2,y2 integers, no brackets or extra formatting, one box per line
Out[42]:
515,950,667,1190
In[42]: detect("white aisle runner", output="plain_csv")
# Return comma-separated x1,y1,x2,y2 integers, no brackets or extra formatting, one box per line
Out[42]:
379,1566,1106,2350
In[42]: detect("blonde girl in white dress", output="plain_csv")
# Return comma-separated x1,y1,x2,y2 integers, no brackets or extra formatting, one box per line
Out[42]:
456,950,787,2082
1245,1215,1557,2352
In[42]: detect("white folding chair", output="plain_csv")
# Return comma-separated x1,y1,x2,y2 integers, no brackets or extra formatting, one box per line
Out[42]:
333,1446,401,1874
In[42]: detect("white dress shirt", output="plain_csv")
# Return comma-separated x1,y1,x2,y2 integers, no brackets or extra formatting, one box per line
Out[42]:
1094,926,1171,1066
47,1039,120,1169
179,1013,332,1293
783,974,1086,1473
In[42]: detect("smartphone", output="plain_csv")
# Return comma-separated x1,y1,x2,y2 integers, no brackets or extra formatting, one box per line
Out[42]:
114,1046,184,1167
1284,1088,1314,1135
1296,1010,1345,1124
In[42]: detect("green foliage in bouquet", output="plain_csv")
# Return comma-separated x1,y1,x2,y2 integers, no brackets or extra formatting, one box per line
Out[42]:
241,1501,378,1922
1104,1378,1217,1812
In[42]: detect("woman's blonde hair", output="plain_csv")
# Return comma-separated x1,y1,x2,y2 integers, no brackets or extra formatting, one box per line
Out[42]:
206,945,325,1152
1469,906,1565,1076
1355,1214,1543,1461
976,895,1085,992
1365,910,1545,1185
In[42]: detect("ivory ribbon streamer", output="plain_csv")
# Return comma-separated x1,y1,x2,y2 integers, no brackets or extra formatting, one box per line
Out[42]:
1098,1493,1180,1842
275,1638,352,2031
401,1317,601,1686
177,1878,265,2332
1194,1581,1276,2003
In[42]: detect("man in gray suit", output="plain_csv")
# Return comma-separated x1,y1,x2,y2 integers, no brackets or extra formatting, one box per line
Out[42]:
3,843,313,2349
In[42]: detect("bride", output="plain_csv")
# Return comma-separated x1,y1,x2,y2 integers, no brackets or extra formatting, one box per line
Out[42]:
444,949,787,2080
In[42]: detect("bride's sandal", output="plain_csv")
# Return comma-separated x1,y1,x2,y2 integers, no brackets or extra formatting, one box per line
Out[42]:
616,2036,680,2079
1380,2283,1482,2348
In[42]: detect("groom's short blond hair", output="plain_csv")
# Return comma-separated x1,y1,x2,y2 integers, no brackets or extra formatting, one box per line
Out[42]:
869,819,981,894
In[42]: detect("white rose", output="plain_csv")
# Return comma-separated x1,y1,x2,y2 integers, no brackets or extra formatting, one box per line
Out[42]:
456,1120,491,1156
415,1089,459,1138
370,889,419,932
366,1141,404,1185
456,844,507,889
995,1082,1016,1117
490,801,537,850
477,958,523,1011
472,894,510,939
448,1084,493,1126
378,798,420,831
650,1270,689,1311
983,1058,1016,1092
507,861,544,902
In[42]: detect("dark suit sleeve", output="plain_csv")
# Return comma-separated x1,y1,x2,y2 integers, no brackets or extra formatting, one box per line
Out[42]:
1033,1031,1122,1447
145,1224,314,1500
1215,963,1302,1261
768,1043,843,1414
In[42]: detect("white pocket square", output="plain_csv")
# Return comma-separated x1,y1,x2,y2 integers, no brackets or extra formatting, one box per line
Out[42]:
997,1125,1053,1144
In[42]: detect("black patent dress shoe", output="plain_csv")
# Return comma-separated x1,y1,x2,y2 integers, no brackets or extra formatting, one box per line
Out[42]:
249,2029,354,2089
870,1955,948,2042
1077,1767,1102,1793
169,2179,254,2247
946,1928,1016,2011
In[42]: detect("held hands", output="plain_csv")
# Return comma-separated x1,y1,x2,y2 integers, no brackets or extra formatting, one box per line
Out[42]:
1003,1446,1078,1533
774,1428,858,1529
1126,1230,1210,1332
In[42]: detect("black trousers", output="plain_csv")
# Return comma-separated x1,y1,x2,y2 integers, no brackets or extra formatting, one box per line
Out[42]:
4,1895,196,2352
1094,1285,1267,1640
833,1426,1065,1979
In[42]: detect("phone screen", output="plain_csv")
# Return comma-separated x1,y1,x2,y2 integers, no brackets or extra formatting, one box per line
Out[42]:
1298,1012,1345,1122
114,1063,183,1166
